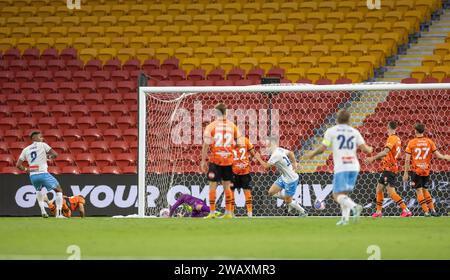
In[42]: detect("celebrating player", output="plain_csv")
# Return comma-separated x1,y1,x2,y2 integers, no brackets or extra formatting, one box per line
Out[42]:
256,136,307,217
201,102,243,219
365,121,412,218
403,123,450,217
45,194,86,218
230,136,263,217
168,193,221,218
306,110,373,225
16,131,65,218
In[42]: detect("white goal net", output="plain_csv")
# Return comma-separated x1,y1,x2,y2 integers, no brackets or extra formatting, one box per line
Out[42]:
138,83,450,217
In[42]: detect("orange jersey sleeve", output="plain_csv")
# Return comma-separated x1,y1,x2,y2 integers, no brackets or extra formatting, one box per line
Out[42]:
68,196,85,212
206,120,237,166
232,137,254,175
382,135,401,173
406,137,436,176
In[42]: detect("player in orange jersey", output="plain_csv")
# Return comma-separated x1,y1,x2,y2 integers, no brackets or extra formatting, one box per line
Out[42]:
201,102,243,219
403,123,450,217
46,195,86,218
230,136,263,218
365,121,411,218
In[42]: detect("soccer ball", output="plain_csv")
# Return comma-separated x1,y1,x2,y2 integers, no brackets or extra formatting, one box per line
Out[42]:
314,199,326,210
159,208,170,218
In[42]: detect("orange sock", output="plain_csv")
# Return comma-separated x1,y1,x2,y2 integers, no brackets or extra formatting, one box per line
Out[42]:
389,191,407,210
225,188,232,213
423,189,435,211
209,189,216,212
376,191,384,212
417,192,429,213
244,190,253,214
230,189,235,213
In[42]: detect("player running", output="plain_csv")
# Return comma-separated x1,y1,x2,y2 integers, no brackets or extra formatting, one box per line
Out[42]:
403,123,450,217
45,194,86,218
365,121,412,218
230,136,263,218
256,136,307,217
168,193,221,218
306,110,373,226
201,102,243,219
16,131,66,218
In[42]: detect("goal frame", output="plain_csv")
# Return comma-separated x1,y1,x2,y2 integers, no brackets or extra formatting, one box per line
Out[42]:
138,83,450,217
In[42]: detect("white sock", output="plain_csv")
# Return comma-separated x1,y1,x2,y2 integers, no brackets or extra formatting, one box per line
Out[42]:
36,191,47,215
288,200,305,213
337,195,355,221
55,192,63,216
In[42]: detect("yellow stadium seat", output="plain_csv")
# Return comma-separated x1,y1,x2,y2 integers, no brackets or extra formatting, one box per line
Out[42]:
231,14,248,25
212,47,231,59
111,4,130,17
117,48,136,62
201,57,220,72
279,57,298,69
6,17,24,27
136,15,154,26
194,46,213,59
225,35,244,48
370,44,391,59
68,26,86,38
218,25,236,36
384,11,404,23
162,25,180,36
283,35,302,47
422,55,441,67
359,55,380,70
264,35,283,48
280,2,298,13
155,48,174,61
16,38,35,51
0,38,16,51
306,12,325,25
2,6,19,17
174,15,192,26
204,3,222,15
10,27,29,38
326,68,345,83
342,33,361,46
192,15,211,25
20,7,37,17
268,13,286,25
131,4,150,16
128,37,148,49
355,1,371,12
319,1,337,12
233,46,251,58
259,56,278,72
29,27,48,38
248,13,267,26
206,35,225,47
48,27,67,38
365,11,384,24
403,11,423,32
64,4,85,16
220,57,239,72
295,23,314,36
285,68,305,82
53,37,71,50
306,68,326,83
42,16,61,27
354,23,372,34
185,3,204,15
346,67,368,83
37,6,55,17
142,26,161,37
276,24,294,36
167,3,185,15
302,34,322,46
392,21,413,37
382,32,401,51
315,23,334,36
238,25,256,36
245,35,264,48
155,15,173,26
442,54,450,66
111,38,129,49
123,26,142,37
287,12,306,25
99,16,117,27
36,37,55,50
24,17,42,27
30,0,48,6
373,22,392,34
337,1,355,13
167,36,186,49
380,1,395,12
298,56,317,69
92,5,111,17
224,3,241,14
211,14,229,25
79,48,97,62
61,16,80,27
291,45,310,57
361,33,380,45
73,37,92,49
80,16,98,27
326,12,345,24
256,24,275,36
272,46,290,58
299,2,318,13
181,58,200,72
334,23,353,35
105,27,123,37
98,48,117,61
118,16,136,27
149,36,167,49
318,56,337,69
338,56,357,69
395,0,414,12
92,37,111,49
0,27,10,39
252,46,270,59
415,0,433,21
310,45,329,57
242,2,260,14
175,47,194,59
349,44,369,58
260,2,279,14
239,57,258,72
345,11,364,24
322,34,341,46
431,66,450,80
136,48,155,61
86,26,105,38
187,36,206,48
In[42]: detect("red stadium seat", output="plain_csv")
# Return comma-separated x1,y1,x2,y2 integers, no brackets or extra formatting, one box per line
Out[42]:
15,71,33,83
50,141,69,153
0,71,13,83
97,81,116,94
122,93,137,105
0,61,9,71
103,128,123,142
96,116,116,129
110,141,129,154
1,166,22,174
75,153,95,167
22,48,40,61
62,128,82,142
6,92,24,104
187,69,206,80
30,104,49,118
78,81,97,94
72,70,91,82
85,94,104,106
161,57,179,70
0,105,11,118
26,93,45,106
53,70,72,83
28,60,46,72
129,141,138,154
41,48,59,61
95,153,115,167
3,48,21,61
168,69,186,81
40,82,58,95
61,166,80,174
3,130,23,142
109,104,129,117
116,81,135,94
70,104,90,118
267,68,285,79
11,104,31,118
175,80,195,86
103,93,122,105
103,59,122,71
91,70,111,82
90,141,109,154
10,59,28,72
69,141,89,154
59,48,77,61
66,59,84,71
34,70,53,83
17,117,38,129
47,59,65,72
122,59,140,72
47,166,61,174
77,116,96,129
207,68,225,81
38,116,57,130
59,82,77,94
122,166,136,174
42,129,62,142
247,68,264,80
0,142,9,154
0,154,15,168
111,70,130,82
101,166,121,174
116,153,136,167
142,59,160,71
9,142,27,157
82,128,102,142
335,78,353,84
57,116,76,130
227,68,245,80
80,166,100,174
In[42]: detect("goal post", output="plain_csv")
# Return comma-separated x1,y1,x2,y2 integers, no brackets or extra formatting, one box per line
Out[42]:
138,83,450,217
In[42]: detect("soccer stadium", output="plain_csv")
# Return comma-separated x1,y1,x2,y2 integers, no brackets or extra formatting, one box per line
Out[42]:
0,0,450,262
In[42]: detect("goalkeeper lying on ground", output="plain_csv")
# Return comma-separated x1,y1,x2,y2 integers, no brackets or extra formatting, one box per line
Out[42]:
169,194,220,218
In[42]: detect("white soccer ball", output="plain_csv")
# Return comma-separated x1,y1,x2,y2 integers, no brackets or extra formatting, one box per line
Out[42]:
159,208,170,218
314,199,326,210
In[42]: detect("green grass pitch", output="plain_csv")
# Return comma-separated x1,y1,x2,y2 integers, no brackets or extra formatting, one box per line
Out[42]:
1,217,449,260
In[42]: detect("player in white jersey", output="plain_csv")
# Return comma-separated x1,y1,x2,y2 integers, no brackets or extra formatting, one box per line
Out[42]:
257,136,307,217
306,110,373,225
16,131,65,218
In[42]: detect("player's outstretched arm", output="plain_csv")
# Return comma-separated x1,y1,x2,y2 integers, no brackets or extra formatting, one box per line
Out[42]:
47,148,58,159
287,151,298,171
364,147,388,164
16,159,27,172
305,145,327,160
403,153,411,182
358,144,373,154
434,150,450,161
